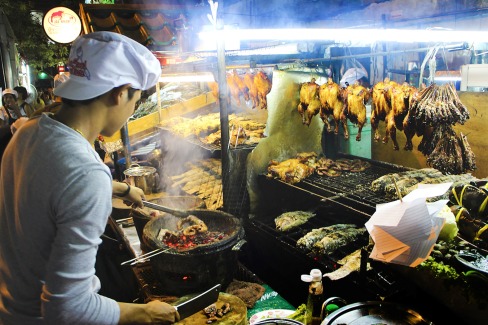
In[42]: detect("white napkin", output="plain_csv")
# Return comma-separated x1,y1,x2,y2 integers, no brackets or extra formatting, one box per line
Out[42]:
365,183,452,267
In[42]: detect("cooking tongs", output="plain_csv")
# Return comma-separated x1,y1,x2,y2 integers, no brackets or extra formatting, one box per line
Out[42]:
141,200,192,218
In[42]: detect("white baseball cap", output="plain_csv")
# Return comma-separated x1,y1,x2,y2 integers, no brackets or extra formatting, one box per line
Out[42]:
54,31,161,100
2,88,18,98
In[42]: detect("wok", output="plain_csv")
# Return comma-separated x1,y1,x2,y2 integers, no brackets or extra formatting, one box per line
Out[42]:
131,196,206,248
142,208,243,253
142,208,244,295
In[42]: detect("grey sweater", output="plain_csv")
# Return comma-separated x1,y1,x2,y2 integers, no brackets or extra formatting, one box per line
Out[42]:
0,114,119,324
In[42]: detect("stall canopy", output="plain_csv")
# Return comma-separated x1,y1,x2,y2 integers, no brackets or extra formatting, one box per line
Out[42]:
78,3,204,54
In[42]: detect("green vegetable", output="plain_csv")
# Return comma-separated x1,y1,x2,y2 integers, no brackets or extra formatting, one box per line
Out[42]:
286,303,306,322
417,257,460,280
463,270,488,284
438,205,459,241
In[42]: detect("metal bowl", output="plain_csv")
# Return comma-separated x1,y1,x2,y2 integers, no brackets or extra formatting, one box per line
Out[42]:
321,301,432,325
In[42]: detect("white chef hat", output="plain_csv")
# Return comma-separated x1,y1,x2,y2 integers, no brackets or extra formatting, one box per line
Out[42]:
54,31,161,100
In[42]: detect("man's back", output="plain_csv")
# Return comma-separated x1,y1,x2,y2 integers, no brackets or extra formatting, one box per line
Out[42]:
0,115,117,324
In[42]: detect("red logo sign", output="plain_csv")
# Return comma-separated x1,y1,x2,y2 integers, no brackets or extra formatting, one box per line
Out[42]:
43,7,81,44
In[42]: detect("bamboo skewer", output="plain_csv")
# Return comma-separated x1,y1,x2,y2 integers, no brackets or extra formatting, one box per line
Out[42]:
391,177,403,202
120,248,170,266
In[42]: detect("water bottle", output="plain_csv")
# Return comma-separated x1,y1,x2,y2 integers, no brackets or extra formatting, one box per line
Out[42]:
301,269,324,325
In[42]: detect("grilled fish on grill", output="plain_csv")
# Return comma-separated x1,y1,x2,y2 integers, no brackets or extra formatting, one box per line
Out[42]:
371,168,478,199
275,211,316,232
323,248,369,281
371,168,442,194
172,168,210,188
169,159,224,210
297,224,357,251
313,226,367,255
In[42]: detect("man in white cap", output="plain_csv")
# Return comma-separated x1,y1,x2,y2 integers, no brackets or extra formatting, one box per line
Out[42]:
0,32,179,324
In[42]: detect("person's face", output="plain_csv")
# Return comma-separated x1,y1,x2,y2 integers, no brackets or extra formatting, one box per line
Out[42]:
101,87,141,137
3,94,16,107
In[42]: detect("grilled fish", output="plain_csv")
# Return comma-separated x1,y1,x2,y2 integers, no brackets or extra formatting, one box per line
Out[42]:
297,224,356,251
323,248,370,280
313,226,367,255
275,211,316,232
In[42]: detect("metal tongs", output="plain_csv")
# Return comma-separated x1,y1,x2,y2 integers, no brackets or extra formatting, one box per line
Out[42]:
141,200,193,218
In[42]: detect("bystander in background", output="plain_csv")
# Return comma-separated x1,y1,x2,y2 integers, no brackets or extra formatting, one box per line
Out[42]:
13,86,34,117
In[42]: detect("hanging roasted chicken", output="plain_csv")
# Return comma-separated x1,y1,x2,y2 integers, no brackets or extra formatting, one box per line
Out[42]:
385,82,417,150
298,78,321,126
243,72,258,109
254,70,272,109
227,69,249,105
318,77,348,136
244,71,273,110
208,70,271,109
207,81,219,103
342,82,371,141
371,78,397,144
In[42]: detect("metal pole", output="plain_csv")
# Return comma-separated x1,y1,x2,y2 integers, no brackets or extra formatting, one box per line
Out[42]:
215,0,231,213
120,123,132,170
302,43,465,64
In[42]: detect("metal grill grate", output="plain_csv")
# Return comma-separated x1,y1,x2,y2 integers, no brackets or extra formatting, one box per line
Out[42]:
262,156,411,217
248,156,413,272
158,126,260,155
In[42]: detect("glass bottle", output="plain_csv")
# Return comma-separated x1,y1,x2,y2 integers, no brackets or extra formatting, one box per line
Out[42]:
301,269,324,325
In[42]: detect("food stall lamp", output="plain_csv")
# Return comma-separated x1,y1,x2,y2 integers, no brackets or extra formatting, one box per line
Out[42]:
159,72,215,83
198,28,488,44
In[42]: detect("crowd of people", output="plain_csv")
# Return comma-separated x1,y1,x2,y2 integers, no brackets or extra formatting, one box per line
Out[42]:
0,31,179,324
0,88,51,126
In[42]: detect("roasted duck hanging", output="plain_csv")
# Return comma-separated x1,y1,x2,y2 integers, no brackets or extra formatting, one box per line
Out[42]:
371,78,396,144
254,70,272,109
342,82,370,141
298,78,321,126
318,77,348,136
386,82,417,150
226,69,249,106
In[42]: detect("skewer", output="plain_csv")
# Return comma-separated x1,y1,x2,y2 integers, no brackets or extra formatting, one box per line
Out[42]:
235,126,242,148
115,217,132,224
391,176,403,202
228,124,235,150
120,248,170,266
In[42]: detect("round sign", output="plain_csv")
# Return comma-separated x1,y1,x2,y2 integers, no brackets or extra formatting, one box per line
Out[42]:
43,7,82,44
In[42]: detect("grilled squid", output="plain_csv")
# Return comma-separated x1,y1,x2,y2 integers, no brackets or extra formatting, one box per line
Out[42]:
177,215,208,235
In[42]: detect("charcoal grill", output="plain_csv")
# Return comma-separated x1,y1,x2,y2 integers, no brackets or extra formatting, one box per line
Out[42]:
275,157,411,214
131,261,263,303
241,154,413,307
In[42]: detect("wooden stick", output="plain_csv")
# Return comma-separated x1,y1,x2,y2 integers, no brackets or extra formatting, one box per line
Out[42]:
391,176,403,202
